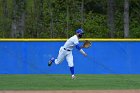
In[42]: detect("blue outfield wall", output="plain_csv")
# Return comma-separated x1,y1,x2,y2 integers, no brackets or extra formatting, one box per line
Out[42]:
0,41,140,74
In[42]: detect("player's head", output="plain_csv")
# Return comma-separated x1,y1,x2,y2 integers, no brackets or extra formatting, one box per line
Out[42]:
76,29,84,38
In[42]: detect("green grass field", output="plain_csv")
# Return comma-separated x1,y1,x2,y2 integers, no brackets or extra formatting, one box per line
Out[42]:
0,74,140,90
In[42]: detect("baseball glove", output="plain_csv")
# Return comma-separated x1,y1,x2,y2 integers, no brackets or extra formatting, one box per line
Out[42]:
82,40,91,48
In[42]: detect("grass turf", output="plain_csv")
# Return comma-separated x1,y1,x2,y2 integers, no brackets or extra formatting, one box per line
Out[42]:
0,74,140,90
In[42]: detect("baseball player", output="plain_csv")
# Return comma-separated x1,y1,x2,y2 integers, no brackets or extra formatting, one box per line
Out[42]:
48,28,87,79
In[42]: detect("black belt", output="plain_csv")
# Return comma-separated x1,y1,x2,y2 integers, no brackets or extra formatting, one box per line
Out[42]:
64,48,71,51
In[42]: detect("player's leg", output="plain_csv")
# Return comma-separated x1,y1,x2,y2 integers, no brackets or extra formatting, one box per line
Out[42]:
66,52,75,79
48,47,66,66
54,47,66,65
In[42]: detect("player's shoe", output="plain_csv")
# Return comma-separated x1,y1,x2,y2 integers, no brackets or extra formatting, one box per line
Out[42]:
48,57,55,66
71,75,76,80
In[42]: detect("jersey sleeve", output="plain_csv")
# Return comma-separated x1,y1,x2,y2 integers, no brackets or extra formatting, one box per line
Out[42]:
73,35,80,50
75,44,81,50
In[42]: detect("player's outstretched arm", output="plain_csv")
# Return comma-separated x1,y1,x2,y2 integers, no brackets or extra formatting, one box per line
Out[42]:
75,44,87,56
80,49,87,56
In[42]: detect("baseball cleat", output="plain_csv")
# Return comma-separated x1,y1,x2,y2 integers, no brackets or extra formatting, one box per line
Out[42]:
71,75,76,80
48,57,54,66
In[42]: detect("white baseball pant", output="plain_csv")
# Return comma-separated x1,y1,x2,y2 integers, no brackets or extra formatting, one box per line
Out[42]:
54,47,74,67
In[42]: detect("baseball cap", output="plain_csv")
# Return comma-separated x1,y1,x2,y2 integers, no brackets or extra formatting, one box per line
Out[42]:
76,29,84,34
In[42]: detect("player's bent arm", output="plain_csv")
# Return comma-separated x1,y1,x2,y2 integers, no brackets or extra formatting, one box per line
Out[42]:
75,44,87,56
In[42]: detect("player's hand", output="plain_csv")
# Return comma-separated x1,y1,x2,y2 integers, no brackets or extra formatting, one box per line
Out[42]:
84,53,87,56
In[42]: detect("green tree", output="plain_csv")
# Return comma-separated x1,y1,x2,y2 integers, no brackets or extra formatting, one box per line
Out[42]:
11,0,26,38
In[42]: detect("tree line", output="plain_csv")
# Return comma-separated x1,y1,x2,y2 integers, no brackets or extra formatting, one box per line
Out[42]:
0,0,140,38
